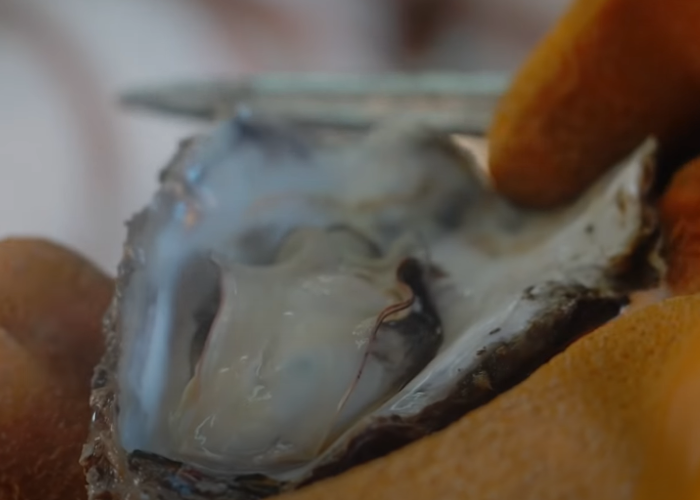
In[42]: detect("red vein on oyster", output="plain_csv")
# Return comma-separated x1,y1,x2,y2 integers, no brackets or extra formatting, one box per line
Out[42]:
330,263,417,447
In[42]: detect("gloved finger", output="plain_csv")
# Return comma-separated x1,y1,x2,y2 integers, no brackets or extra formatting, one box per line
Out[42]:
0,239,113,388
0,239,113,500
660,156,700,296
488,0,700,209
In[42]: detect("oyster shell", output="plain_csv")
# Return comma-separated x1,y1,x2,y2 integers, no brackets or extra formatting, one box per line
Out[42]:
82,115,659,500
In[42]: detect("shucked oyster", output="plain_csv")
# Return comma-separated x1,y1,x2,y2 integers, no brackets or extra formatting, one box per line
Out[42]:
82,115,658,500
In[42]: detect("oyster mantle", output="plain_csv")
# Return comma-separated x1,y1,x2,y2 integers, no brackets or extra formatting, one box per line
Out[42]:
82,116,659,500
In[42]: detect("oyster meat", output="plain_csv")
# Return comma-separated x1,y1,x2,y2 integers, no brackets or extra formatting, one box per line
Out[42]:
82,114,659,500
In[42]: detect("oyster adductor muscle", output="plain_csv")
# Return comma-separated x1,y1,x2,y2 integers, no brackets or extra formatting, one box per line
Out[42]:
82,115,659,500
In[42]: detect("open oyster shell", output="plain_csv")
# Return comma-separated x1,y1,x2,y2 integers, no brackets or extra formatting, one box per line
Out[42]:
82,114,659,500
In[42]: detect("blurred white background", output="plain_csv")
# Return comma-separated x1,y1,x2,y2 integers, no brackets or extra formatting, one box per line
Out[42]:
0,0,569,272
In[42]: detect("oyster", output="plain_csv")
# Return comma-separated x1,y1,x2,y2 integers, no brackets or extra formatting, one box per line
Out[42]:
82,114,659,500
